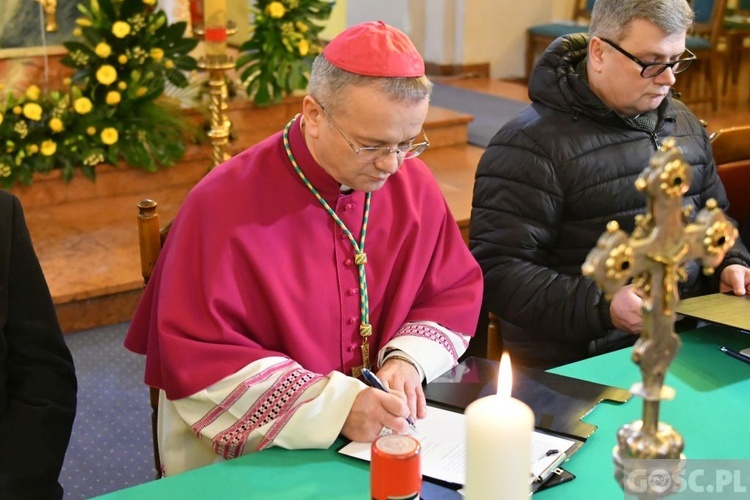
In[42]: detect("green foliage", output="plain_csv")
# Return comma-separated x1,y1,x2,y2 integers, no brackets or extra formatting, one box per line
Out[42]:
236,0,335,107
0,0,199,188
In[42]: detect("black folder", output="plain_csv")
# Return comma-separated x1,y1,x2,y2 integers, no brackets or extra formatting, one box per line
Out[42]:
424,356,631,442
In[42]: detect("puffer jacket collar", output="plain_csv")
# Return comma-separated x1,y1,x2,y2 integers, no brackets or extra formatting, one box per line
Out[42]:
528,33,677,128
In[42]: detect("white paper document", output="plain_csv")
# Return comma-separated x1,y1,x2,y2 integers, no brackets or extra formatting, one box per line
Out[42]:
338,406,577,486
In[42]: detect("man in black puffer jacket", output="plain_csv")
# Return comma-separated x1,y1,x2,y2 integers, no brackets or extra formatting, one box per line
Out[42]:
470,0,750,369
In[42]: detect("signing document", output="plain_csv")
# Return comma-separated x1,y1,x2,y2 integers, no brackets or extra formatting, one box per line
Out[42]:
339,406,576,486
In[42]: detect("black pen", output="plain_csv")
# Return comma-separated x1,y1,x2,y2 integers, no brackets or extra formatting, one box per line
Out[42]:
361,368,417,430
719,346,750,365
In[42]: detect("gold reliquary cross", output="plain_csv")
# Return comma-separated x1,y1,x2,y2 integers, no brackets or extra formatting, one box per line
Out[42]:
582,138,737,491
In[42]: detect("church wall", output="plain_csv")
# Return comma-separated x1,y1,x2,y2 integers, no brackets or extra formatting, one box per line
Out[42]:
342,0,577,79
321,0,348,40
462,0,558,79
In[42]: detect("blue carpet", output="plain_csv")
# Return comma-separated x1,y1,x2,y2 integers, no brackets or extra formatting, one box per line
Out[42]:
61,322,154,499
430,83,528,148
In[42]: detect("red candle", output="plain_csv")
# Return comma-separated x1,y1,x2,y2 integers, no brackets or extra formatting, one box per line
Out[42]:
189,0,203,29
203,0,227,57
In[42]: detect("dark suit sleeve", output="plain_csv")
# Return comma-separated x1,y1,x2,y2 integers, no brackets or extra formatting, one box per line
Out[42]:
0,193,77,500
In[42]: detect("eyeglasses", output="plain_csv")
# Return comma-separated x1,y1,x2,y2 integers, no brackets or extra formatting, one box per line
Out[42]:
319,104,430,162
599,37,696,78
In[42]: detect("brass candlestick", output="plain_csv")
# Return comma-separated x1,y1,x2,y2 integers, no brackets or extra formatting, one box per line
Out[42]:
582,139,737,497
35,0,58,32
195,21,236,169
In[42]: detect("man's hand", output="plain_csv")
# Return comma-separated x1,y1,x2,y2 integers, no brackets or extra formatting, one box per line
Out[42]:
341,387,411,442
610,284,643,334
377,357,426,422
719,264,750,295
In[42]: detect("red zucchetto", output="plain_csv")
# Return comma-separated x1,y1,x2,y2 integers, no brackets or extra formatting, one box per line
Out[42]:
322,20,425,78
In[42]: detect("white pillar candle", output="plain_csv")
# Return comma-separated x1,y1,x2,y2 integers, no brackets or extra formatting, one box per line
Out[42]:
464,353,534,500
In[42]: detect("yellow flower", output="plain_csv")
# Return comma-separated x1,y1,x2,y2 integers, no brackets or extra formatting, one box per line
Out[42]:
87,126,97,135
298,39,309,57
136,87,148,97
63,77,72,86
143,0,156,4
76,18,92,27
164,60,174,69
73,28,82,37
101,127,119,145
0,164,11,177
49,117,64,132
118,81,128,90
27,144,39,154
95,42,112,58
149,48,164,61
296,21,308,33
41,140,57,156
12,106,21,115
74,97,93,114
266,1,286,18
118,54,128,65
25,85,41,101
96,65,118,85
112,21,131,38
0,113,3,126
22,103,43,121
106,91,121,105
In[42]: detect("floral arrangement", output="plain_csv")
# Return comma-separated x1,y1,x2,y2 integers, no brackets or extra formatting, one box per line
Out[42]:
0,0,198,188
236,0,335,106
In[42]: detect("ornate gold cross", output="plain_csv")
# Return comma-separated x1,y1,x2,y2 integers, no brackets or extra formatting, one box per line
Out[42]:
582,139,737,488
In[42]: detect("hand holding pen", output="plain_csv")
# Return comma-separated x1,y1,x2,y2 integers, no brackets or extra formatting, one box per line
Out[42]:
361,368,418,430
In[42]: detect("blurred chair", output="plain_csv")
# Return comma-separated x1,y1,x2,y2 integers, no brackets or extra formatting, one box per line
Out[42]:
137,199,172,479
721,0,750,94
486,311,504,361
463,308,504,362
525,0,595,81
709,125,750,239
683,0,728,111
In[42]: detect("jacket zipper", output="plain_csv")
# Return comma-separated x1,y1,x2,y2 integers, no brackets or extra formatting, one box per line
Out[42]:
650,132,661,150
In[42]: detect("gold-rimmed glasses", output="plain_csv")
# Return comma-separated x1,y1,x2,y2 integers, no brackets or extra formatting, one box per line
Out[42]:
319,104,430,162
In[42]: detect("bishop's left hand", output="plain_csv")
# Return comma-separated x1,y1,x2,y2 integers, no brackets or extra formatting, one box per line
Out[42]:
377,358,426,423
719,264,750,295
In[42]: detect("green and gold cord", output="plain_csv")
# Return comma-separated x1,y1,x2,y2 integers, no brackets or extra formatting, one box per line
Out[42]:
283,116,373,374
